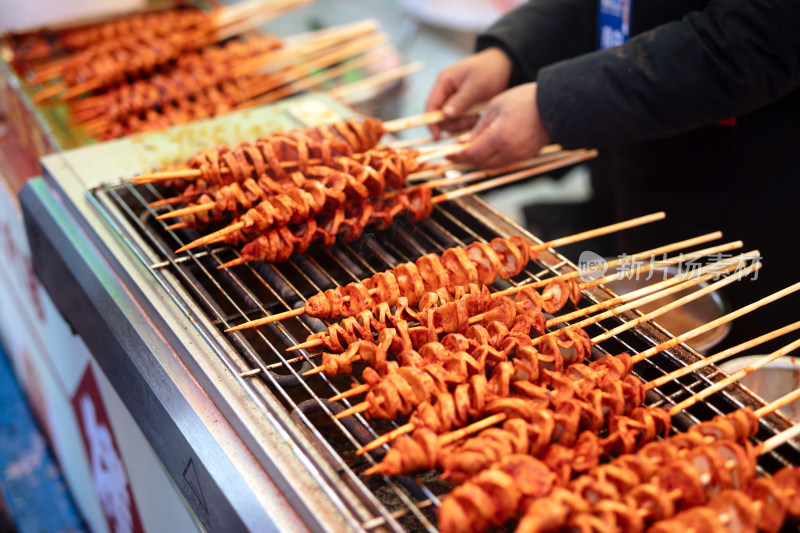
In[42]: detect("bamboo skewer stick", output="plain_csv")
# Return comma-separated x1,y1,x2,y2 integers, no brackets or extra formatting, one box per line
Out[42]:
403,163,469,180
415,143,470,164
631,280,800,364
160,148,576,228
232,19,382,78
215,0,314,42
328,61,425,103
315,249,747,380
647,320,800,391
70,20,381,116
225,211,676,333
179,148,590,257
243,33,390,101
350,261,759,448
397,148,568,193
31,83,65,103
245,49,414,109
216,0,288,26
392,381,800,466
150,193,202,208
308,258,744,379
583,259,759,343
388,130,467,150
31,4,361,105
550,251,757,330
335,400,376,419
228,305,306,330
382,103,485,133
242,43,396,106
298,245,750,360
428,150,598,202
754,380,800,418
165,222,190,231
329,384,371,402
588,256,757,344
670,335,800,415
131,109,477,184
545,253,746,328
760,422,800,455
405,144,562,183
23,0,287,67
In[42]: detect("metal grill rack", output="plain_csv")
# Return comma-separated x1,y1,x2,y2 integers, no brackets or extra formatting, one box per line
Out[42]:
89,176,800,532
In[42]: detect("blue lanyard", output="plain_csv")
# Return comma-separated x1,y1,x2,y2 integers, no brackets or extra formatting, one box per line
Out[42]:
598,0,632,49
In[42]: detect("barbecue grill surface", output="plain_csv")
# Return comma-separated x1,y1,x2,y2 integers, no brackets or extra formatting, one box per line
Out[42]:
29,93,800,531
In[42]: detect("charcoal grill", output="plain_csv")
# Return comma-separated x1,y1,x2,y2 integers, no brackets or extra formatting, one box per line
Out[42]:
19,93,800,531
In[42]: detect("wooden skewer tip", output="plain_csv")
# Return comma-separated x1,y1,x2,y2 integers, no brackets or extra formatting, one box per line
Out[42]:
288,338,323,352
301,365,328,377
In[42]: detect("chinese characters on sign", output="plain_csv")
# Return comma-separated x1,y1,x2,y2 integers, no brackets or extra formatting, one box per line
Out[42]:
578,251,759,283
72,366,144,533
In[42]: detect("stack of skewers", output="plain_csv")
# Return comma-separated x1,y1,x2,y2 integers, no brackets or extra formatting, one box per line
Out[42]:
236,223,800,533
130,110,800,532
135,110,597,267
14,0,422,140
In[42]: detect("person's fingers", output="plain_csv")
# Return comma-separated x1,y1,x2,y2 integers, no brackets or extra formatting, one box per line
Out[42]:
449,120,500,164
440,76,488,118
477,147,517,169
426,69,460,114
429,122,442,140
426,71,462,139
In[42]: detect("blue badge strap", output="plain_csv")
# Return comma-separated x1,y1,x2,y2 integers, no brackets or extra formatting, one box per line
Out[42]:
598,0,632,49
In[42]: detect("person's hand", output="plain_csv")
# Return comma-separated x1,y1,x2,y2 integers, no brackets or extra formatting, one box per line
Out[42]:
451,82,553,168
425,47,513,139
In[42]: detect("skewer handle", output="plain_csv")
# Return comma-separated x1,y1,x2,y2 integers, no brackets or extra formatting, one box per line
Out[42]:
382,103,485,133
290,339,325,352
438,412,508,447
650,319,800,392
433,150,597,203
669,335,800,415
301,365,328,376
356,422,415,455
176,221,246,253
225,307,305,331
533,211,666,252
157,202,215,220
760,422,800,454
591,255,757,345
754,378,800,418
329,384,370,402
633,279,800,364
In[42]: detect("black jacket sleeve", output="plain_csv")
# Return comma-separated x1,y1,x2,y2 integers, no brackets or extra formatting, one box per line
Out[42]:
536,0,800,148
475,0,597,86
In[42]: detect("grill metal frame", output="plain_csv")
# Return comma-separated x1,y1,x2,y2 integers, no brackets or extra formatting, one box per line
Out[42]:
24,92,800,532
89,173,800,531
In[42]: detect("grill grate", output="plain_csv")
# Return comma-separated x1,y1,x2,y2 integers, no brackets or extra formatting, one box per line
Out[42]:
89,177,800,532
